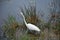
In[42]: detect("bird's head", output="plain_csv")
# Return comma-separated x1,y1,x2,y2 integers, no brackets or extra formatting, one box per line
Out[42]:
20,12,24,16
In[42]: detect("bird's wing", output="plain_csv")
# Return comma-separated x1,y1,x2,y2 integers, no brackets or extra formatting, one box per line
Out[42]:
27,23,40,31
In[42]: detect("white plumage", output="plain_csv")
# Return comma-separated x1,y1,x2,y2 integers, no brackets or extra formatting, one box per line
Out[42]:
26,23,40,32
19,12,41,32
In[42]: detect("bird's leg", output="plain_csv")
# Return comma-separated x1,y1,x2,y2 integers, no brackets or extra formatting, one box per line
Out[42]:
25,29,28,34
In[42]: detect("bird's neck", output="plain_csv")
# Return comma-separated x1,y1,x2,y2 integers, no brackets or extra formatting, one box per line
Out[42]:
22,14,27,25
24,18,27,25
21,12,27,26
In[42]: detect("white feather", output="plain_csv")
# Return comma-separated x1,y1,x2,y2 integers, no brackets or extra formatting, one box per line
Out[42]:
26,23,40,32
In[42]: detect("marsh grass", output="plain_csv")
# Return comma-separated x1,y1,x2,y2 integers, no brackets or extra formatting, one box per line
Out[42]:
2,4,60,40
2,5,48,40
2,15,19,40
18,5,45,40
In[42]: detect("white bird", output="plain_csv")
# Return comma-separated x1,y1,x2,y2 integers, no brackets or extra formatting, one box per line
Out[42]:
19,12,41,32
